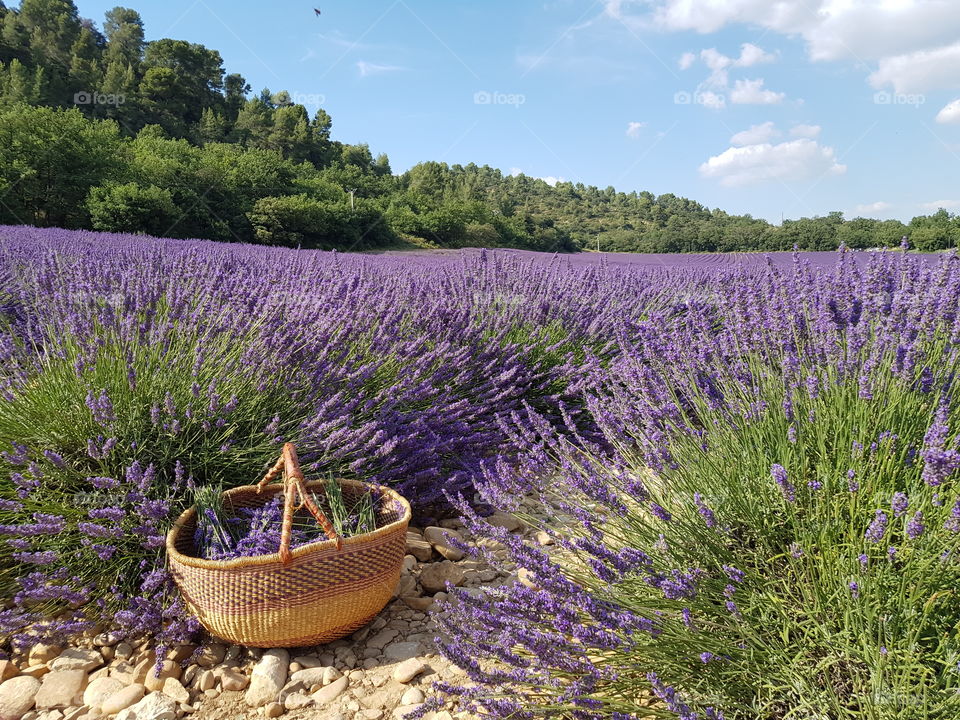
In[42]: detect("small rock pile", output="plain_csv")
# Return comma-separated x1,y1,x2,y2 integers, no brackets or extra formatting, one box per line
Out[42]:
1,510,550,720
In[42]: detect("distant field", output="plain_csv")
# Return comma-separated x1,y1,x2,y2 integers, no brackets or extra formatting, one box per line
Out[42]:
380,246,917,270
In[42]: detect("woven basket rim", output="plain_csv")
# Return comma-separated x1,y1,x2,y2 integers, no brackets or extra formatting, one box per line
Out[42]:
165,478,412,571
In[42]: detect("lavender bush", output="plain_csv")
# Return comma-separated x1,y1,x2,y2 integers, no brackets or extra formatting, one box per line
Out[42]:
436,249,960,719
0,225,664,649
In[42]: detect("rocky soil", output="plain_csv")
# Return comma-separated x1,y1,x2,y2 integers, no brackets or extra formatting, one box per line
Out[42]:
0,511,546,720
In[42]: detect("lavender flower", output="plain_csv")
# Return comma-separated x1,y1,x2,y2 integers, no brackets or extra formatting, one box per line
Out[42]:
865,511,888,544
771,464,795,503
906,511,924,540
891,492,909,518
693,493,716,528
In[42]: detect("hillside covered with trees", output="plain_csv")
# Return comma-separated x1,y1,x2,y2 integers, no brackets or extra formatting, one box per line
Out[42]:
0,0,958,252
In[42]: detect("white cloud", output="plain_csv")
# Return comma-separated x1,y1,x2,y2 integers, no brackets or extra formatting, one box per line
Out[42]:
920,199,960,211
790,124,821,139
537,176,566,186
696,44,776,86
730,121,780,146
626,121,647,138
699,138,846,188
854,201,891,216
678,51,697,70
868,42,960,93
730,78,785,105
736,43,776,67
627,1,960,62
606,1,960,95
508,169,566,186
936,99,960,124
356,61,405,77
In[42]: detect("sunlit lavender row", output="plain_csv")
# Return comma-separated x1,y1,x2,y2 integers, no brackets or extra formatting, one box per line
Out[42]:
1,225,957,719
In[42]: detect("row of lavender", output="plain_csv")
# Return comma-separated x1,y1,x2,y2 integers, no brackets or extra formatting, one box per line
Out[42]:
0,225,684,652
4,226,958,719
435,248,960,718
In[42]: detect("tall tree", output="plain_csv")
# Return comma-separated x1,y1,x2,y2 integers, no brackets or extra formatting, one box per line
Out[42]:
222,72,249,123
67,25,103,99
141,38,223,125
102,7,143,68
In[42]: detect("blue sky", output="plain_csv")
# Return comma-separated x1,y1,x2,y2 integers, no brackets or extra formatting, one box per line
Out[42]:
52,0,960,223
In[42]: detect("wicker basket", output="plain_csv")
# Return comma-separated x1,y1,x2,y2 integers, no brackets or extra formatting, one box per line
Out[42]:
166,445,411,648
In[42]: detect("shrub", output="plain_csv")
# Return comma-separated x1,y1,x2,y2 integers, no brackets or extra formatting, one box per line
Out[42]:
0,226,666,650
87,182,179,236
436,250,960,719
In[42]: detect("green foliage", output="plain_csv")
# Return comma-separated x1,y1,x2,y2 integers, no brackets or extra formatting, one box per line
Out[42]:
0,0,948,253
0,104,122,227
538,345,960,718
0,301,307,602
86,181,177,235
248,194,393,250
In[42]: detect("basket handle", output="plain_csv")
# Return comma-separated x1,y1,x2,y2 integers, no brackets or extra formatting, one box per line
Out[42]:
258,442,343,564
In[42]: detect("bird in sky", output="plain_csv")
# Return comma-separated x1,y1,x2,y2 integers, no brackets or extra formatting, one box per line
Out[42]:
314,8,322,16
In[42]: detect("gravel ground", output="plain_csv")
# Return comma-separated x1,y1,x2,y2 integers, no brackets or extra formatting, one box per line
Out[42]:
1,511,544,720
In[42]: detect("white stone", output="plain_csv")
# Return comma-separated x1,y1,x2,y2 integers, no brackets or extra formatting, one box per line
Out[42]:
100,684,145,715
244,649,288,707
220,669,248,692
82,676,125,709
28,645,63,666
391,658,426,684
420,562,465,594
288,668,325,687
311,676,347,705
0,675,41,720
405,537,433,562
35,670,86,709
486,513,523,532
143,661,179,693
0,661,17,683
195,645,226,668
115,691,177,720
51,649,102,675
423,527,465,561
401,687,424,705
160,678,190,704
322,666,341,686
283,693,313,710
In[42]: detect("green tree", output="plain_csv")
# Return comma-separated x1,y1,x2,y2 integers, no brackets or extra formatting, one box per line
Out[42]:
140,38,223,128
102,7,143,68
197,106,227,144
67,25,103,100
0,59,43,104
98,59,137,128
268,104,311,161
222,72,249,123
232,97,271,147
86,181,177,235
0,104,122,227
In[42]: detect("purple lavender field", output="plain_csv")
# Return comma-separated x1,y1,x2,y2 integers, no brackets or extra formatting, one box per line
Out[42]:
2,225,960,719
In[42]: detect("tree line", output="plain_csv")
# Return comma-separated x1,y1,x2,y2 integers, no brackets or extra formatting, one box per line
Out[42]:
0,0,957,253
